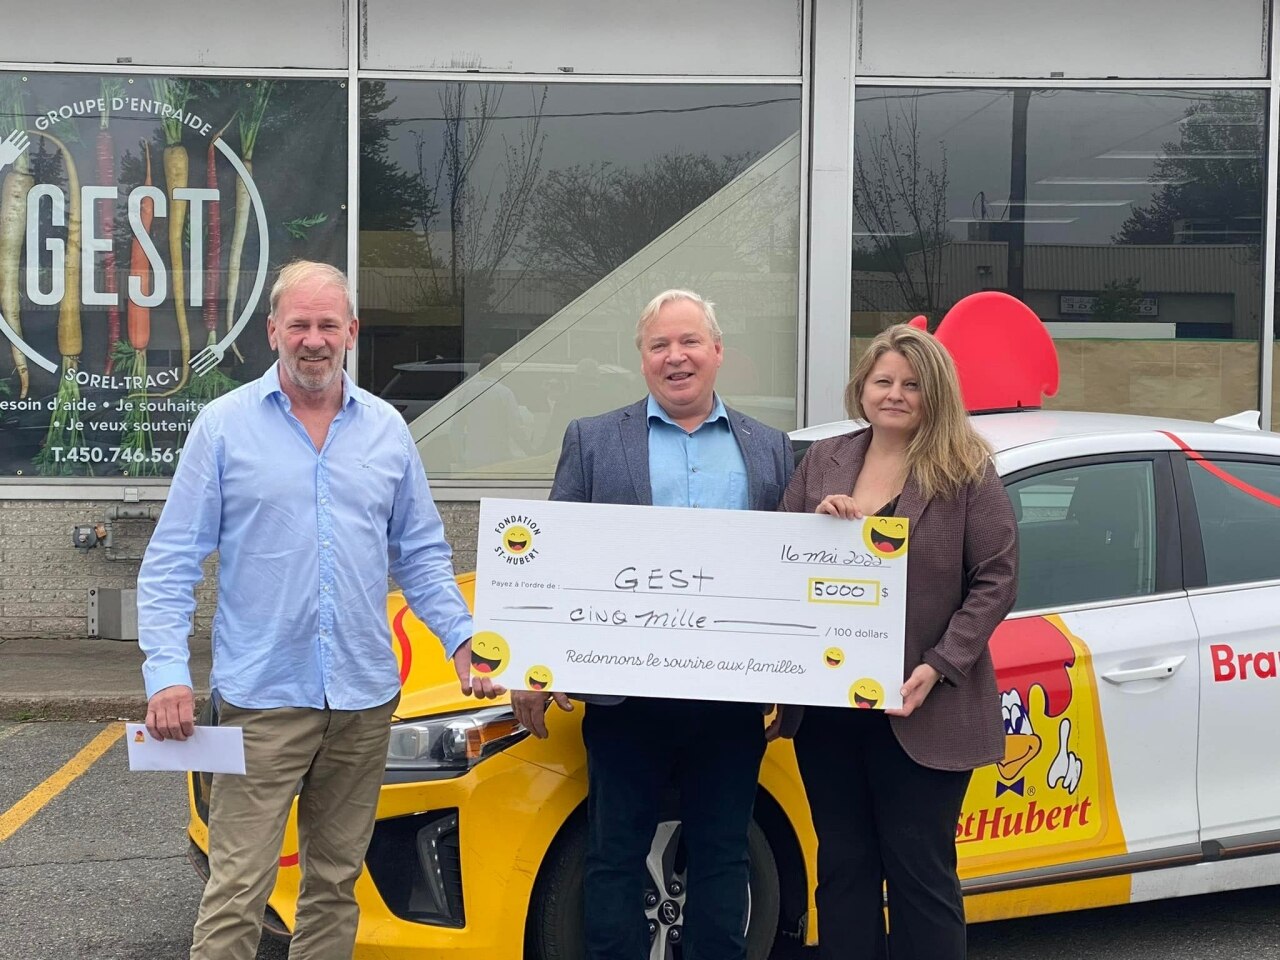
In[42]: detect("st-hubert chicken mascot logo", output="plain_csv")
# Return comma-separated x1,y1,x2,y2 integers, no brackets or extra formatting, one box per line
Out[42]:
957,616,1124,861
991,617,1081,798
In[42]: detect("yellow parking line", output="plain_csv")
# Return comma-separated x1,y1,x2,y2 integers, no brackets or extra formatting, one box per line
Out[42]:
0,724,123,844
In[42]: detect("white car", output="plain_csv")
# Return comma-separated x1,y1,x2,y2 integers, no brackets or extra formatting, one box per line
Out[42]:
795,407,1280,920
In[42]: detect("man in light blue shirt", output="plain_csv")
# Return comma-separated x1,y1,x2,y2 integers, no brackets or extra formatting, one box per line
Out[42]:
511,290,794,960
137,261,492,960
645,392,749,511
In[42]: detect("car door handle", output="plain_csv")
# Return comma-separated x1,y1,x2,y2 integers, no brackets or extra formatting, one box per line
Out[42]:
1101,656,1187,684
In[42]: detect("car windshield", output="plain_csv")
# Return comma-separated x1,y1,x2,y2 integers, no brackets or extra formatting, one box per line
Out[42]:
379,366,472,403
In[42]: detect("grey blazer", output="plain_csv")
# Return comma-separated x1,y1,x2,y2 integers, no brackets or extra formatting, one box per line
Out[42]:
779,428,1018,771
551,397,795,705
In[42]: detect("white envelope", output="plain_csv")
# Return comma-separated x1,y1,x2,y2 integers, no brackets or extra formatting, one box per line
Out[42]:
125,723,246,774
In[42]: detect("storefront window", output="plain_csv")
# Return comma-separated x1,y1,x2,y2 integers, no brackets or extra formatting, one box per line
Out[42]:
852,87,1266,422
0,72,347,477
1274,214,1279,430
855,0,1268,79
359,81,802,480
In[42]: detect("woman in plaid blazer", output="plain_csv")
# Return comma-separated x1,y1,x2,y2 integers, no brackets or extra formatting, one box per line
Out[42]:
777,324,1018,960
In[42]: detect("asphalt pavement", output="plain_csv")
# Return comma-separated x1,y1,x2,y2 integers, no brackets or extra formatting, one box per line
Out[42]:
0,720,283,960
1,643,1278,960
2,721,1279,959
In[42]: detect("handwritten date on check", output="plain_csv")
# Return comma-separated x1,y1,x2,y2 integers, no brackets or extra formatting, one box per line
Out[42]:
472,498,907,709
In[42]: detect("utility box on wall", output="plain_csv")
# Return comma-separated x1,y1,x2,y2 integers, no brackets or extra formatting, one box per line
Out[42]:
88,588,138,641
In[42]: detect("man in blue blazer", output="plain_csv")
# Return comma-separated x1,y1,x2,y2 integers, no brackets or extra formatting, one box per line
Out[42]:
512,289,793,960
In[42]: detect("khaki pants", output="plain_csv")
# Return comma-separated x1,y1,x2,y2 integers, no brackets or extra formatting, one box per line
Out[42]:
190,693,399,960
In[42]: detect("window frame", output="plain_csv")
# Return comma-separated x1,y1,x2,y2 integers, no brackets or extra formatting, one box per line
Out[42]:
1001,451,1183,613
1172,451,1280,590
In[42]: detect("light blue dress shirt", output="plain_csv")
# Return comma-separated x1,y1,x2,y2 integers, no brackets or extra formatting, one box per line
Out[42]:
646,394,748,510
137,362,473,710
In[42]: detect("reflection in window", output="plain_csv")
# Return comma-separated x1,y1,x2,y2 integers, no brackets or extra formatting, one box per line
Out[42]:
1274,207,1280,431
1188,459,1280,587
358,81,801,479
852,88,1266,422
1008,461,1156,611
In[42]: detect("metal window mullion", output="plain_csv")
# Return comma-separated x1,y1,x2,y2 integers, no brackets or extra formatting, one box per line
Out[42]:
353,71,799,84
803,0,857,428
793,0,813,431
0,61,349,79
1262,2,1280,431
346,0,361,383
851,75,1272,89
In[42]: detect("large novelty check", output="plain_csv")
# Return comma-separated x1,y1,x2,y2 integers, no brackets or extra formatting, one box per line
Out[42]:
472,498,909,709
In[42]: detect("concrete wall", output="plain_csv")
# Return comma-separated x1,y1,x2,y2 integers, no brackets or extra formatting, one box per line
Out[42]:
0,499,482,642
1047,340,1260,423
0,499,208,640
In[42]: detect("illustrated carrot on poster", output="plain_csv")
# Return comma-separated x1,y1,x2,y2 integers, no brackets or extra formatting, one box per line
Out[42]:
182,115,238,400
153,78,193,393
32,130,88,476
113,139,162,476
226,79,272,364
99,78,125,374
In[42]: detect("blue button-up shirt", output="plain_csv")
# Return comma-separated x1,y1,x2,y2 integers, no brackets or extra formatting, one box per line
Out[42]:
647,394,748,510
137,363,473,710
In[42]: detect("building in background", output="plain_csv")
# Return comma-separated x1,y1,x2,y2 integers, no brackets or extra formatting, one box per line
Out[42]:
0,0,1278,638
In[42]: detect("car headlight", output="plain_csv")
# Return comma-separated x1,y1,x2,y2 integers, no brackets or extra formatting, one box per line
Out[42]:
386,706,528,771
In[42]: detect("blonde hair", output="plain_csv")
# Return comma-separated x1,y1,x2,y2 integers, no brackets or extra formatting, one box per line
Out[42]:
845,324,992,501
635,289,722,348
269,260,355,319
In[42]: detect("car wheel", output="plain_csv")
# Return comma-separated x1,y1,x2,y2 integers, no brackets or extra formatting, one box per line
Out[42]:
527,815,780,960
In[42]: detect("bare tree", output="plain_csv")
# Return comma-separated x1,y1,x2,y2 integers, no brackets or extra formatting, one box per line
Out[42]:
852,97,951,321
411,83,547,318
522,151,754,296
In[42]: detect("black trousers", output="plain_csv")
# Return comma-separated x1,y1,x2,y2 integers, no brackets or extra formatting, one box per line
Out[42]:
582,697,766,960
794,707,973,960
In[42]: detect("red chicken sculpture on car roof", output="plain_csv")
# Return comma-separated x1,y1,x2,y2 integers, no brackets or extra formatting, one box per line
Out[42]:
909,291,1059,413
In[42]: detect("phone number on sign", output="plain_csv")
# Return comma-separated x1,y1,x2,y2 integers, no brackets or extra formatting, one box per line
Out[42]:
47,446,183,464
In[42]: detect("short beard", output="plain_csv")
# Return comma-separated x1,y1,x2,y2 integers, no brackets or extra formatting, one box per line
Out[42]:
284,353,343,393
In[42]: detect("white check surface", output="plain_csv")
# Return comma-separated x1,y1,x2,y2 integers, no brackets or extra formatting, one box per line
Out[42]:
473,498,908,709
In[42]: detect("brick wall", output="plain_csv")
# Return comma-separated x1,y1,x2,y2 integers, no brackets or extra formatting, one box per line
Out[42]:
0,498,482,641
438,502,481,576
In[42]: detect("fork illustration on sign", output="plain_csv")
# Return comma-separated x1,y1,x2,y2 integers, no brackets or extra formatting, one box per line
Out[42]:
0,129,30,173
188,138,270,379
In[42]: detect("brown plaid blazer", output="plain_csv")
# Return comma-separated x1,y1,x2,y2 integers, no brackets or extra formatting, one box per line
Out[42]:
779,428,1018,771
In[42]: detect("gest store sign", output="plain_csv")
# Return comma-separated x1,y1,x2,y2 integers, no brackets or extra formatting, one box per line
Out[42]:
12,96,266,382
0,75,345,478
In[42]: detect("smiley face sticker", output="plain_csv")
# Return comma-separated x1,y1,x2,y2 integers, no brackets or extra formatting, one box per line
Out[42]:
525,665,553,691
470,631,510,678
501,524,535,557
849,677,885,709
823,647,846,668
863,516,908,559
